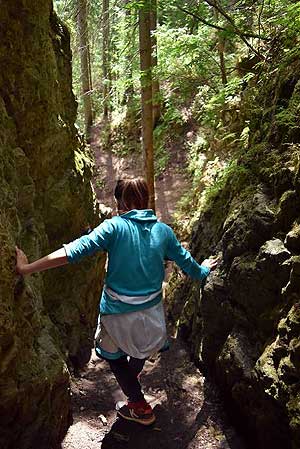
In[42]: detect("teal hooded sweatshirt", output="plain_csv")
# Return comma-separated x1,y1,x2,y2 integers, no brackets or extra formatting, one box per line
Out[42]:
63,209,209,314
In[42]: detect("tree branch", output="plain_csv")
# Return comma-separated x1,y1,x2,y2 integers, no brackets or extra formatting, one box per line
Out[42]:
176,4,270,42
204,0,265,59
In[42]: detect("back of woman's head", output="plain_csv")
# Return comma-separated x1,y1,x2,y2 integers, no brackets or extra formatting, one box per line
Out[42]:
114,178,149,211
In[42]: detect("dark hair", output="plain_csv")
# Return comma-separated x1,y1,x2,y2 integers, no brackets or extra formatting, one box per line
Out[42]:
114,178,149,211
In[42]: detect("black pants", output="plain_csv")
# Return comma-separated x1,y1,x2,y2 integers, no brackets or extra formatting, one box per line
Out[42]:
108,356,146,402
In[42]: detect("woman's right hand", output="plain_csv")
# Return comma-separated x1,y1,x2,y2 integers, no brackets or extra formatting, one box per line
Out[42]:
16,246,29,275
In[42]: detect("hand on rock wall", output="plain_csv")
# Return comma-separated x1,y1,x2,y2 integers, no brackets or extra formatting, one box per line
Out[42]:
201,257,219,271
15,247,28,275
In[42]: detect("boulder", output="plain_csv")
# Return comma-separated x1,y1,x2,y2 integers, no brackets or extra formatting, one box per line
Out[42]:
227,240,290,339
216,328,258,388
222,189,275,263
193,271,234,368
285,222,300,252
275,190,300,232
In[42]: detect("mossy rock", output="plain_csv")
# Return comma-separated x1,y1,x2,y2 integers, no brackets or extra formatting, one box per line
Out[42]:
285,222,300,252
0,3,106,448
275,190,300,232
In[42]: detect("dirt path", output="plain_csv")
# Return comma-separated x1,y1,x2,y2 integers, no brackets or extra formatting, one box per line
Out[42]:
62,338,245,449
62,125,245,449
91,124,189,224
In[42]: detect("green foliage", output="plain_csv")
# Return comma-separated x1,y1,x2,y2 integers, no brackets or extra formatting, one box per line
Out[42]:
53,0,300,133
153,101,184,177
276,107,299,129
154,142,170,177
186,133,208,183
204,159,253,208
203,73,255,127
156,25,217,85
53,0,300,212
74,147,94,178
153,125,170,177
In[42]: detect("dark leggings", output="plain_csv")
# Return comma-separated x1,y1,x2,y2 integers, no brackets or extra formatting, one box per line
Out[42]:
108,356,146,402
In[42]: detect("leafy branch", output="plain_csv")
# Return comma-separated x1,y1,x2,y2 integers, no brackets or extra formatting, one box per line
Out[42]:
177,4,269,40
204,0,264,58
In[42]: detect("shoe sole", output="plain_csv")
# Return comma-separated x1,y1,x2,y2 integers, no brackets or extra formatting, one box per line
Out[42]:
117,410,156,426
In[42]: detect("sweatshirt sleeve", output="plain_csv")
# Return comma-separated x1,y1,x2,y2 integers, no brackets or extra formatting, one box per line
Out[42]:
165,227,210,280
63,219,114,263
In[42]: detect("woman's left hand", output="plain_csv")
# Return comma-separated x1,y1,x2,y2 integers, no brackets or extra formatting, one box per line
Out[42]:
16,246,29,275
202,258,218,271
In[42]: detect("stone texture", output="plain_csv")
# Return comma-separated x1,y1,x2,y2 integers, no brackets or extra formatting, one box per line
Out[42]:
193,272,234,368
0,2,106,448
222,189,275,263
166,57,300,449
285,222,300,252
275,190,300,232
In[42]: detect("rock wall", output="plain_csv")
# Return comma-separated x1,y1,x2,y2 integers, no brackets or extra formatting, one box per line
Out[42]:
168,56,300,448
0,2,106,448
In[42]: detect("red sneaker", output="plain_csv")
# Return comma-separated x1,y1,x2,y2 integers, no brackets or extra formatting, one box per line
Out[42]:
116,400,156,426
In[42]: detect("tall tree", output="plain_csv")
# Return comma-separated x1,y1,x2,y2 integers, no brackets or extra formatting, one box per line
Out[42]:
77,0,93,139
123,0,136,108
150,0,161,126
139,0,155,211
102,0,110,119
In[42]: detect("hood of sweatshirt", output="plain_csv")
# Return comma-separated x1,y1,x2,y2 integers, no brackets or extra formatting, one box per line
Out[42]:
121,209,158,224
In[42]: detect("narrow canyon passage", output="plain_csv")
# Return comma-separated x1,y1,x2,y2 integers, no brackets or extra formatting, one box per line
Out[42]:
62,129,245,449
2,2,300,448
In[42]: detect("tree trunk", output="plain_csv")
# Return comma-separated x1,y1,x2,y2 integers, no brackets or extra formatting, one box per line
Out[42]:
150,0,161,126
139,1,155,211
77,0,93,139
214,9,227,85
102,0,110,119
88,43,93,95
123,0,135,108
218,37,227,85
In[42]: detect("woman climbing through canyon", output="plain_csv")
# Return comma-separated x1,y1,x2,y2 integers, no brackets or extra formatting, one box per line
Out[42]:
15,178,217,427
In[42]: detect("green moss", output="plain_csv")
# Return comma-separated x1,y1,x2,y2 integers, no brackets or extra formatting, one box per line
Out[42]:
74,148,93,178
287,393,300,427
166,41,300,449
0,5,106,447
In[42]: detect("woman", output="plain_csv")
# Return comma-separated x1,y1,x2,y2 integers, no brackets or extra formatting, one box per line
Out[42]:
16,178,217,426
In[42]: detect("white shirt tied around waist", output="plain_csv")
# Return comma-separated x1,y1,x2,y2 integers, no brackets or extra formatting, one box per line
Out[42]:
101,286,166,359
100,301,167,359
104,286,163,305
